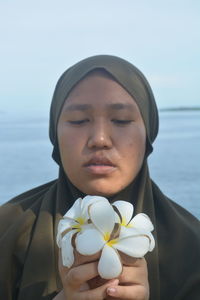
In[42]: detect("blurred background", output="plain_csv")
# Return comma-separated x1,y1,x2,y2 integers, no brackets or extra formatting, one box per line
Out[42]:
0,0,200,218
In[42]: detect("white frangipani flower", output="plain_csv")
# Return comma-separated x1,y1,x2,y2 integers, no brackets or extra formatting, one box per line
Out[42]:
76,200,155,279
56,195,109,267
113,200,155,251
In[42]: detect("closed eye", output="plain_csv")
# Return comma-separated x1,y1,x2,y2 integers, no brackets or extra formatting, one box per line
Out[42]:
68,119,89,125
111,119,133,125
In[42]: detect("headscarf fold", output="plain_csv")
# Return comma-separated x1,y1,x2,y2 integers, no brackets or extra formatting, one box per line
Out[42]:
0,55,200,300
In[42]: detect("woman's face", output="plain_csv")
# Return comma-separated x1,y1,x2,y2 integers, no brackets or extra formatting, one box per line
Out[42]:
57,71,146,196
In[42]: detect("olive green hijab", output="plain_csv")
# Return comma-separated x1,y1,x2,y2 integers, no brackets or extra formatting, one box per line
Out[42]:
0,55,200,300
49,55,158,164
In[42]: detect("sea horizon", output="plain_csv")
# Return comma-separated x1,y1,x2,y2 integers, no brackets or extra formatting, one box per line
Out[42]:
0,109,200,220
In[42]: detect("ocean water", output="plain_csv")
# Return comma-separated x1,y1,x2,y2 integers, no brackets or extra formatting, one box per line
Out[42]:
0,110,200,219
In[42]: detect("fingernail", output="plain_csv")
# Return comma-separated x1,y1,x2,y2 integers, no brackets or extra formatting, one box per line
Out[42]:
107,287,116,295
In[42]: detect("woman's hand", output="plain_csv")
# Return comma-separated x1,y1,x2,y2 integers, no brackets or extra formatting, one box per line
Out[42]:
106,258,149,300
55,250,149,300
55,250,119,300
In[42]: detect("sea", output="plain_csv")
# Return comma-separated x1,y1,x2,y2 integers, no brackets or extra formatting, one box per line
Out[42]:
0,110,200,220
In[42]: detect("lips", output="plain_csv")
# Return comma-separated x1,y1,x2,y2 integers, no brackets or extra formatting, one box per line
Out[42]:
84,157,115,167
84,156,116,175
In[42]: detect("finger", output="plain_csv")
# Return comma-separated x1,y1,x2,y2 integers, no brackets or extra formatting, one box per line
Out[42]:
76,279,119,300
119,251,138,266
58,249,99,277
58,249,70,280
88,275,108,289
79,282,90,292
120,254,145,267
119,259,148,285
107,284,149,300
73,249,100,267
65,261,100,289
58,248,100,275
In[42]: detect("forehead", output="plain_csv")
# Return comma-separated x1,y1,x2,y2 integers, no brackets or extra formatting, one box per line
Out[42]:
62,69,139,111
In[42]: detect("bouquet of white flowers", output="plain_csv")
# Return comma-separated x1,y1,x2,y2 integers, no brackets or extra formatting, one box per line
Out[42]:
56,196,155,279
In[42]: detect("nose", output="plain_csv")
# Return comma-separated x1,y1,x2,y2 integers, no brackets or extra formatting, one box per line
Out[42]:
87,120,112,149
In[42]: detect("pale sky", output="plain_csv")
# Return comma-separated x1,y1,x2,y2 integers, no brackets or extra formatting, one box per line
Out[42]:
0,0,200,119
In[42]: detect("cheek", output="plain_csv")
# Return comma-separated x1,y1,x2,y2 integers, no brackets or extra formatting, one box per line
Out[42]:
58,126,82,151
57,127,86,172
119,128,146,155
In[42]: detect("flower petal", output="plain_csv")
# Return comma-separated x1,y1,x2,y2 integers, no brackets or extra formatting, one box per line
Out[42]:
113,201,134,225
98,245,122,279
64,198,82,219
114,235,150,258
76,227,105,255
119,226,143,239
81,195,109,220
61,231,75,268
119,226,155,252
114,211,121,224
129,213,154,231
57,218,74,247
148,232,155,251
89,201,115,236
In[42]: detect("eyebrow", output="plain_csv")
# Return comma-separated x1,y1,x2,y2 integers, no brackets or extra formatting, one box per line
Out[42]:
107,103,135,110
64,104,91,112
63,103,135,112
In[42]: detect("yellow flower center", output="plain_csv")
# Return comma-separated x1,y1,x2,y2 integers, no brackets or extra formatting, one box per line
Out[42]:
71,217,86,232
121,217,133,228
104,232,110,242
107,239,118,247
104,232,118,247
72,223,82,232
121,217,127,227
75,217,85,225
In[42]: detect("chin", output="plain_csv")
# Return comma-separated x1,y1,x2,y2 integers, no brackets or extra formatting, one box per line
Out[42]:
87,190,115,197
74,176,130,197
79,183,121,197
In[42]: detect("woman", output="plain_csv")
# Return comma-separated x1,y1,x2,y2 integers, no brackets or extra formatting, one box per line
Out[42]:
0,55,199,300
